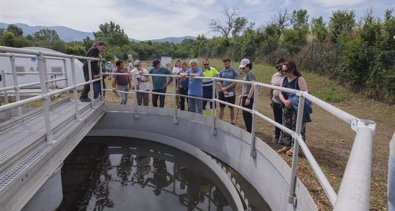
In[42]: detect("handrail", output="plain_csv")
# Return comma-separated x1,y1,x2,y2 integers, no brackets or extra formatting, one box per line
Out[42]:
0,46,375,210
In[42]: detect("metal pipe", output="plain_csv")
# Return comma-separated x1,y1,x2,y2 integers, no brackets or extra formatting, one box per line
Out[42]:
0,95,43,112
288,94,305,206
212,78,217,135
1,70,8,104
37,52,53,143
10,54,22,116
99,62,104,100
250,83,257,158
334,122,375,211
173,74,178,123
87,60,94,107
62,58,70,96
70,57,80,120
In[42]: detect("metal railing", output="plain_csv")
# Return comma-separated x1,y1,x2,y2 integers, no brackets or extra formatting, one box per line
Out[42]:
0,46,376,210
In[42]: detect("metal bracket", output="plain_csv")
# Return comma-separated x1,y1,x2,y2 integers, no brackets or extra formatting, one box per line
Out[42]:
351,119,376,134
250,148,257,158
42,94,50,100
288,194,298,207
173,118,179,124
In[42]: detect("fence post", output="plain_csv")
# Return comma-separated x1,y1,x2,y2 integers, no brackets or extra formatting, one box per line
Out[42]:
99,61,104,101
288,92,305,206
212,78,217,135
1,70,8,104
10,54,22,116
38,52,54,143
70,57,80,121
250,83,257,158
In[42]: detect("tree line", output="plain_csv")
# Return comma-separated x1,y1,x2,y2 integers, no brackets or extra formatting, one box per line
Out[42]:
0,7,394,103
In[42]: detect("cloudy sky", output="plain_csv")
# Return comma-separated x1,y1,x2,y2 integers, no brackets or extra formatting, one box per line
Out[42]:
0,0,394,40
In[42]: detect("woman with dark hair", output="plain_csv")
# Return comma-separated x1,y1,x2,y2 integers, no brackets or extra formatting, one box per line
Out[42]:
277,61,309,156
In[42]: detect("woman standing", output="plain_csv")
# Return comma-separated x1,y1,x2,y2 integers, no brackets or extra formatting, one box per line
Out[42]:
239,58,256,133
278,61,309,156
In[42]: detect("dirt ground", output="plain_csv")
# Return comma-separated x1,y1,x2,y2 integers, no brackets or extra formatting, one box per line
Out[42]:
242,90,394,211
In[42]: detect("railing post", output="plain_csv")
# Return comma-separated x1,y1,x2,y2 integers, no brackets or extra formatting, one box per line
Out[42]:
37,52,54,143
1,70,9,104
288,92,305,206
87,60,94,107
10,54,22,116
62,58,70,96
70,57,81,121
333,120,375,211
99,61,104,101
250,83,257,158
212,78,217,135
173,75,178,124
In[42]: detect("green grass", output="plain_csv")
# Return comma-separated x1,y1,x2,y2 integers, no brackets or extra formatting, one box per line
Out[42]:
207,58,348,103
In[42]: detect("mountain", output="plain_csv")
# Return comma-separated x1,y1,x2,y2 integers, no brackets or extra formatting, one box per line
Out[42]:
148,36,196,44
0,23,94,42
0,23,196,43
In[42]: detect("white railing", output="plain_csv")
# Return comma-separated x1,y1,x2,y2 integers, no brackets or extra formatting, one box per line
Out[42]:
0,46,376,210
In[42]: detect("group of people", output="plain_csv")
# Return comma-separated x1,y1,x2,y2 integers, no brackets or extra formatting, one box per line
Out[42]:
79,41,310,158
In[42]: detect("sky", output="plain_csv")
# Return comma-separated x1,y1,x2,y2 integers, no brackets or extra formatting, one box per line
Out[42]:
0,0,394,40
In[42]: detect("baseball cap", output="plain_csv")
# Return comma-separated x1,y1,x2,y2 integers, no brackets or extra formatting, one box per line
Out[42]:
239,58,250,68
134,60,141,66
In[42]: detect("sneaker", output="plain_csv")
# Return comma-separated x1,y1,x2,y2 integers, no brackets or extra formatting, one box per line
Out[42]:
80,97,91,102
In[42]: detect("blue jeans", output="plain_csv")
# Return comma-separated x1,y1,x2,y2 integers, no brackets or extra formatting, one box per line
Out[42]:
389,155,395,211
117,85,128,104
188,97,203,114
152,88,166,107
272,101,283,139
93,82,102,99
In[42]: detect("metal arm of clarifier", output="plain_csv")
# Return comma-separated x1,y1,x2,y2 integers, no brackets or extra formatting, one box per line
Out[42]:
250,83,257,158
38,52,54,143
173,75,178,124
212,78,217,135
287,92,305,207
333,120,376,211
87,60,93,107
70,57,81,121
10,54,22,116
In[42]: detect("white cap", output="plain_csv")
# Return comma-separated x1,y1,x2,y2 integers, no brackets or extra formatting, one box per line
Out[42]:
239,58,250,68
134,60,141,65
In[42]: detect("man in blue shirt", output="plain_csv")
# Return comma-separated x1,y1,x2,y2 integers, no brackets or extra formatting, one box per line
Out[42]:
180,59,203,114
149,59,173,107
216,57,239,124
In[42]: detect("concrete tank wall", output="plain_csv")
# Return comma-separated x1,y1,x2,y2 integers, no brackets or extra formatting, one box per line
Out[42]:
88,105,318,211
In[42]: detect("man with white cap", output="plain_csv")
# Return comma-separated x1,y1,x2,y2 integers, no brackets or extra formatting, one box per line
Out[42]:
131,60,150,106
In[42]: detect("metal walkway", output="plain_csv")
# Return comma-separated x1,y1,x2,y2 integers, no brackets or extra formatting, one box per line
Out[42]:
0,99,104,211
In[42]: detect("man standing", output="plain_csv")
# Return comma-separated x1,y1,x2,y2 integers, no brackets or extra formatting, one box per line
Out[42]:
131,60,150,106
149,59,172,107
202,58,218,113
217,57,239,125
182,59,203,114
112,60,131,105
269,58,285,143
80,41,106,102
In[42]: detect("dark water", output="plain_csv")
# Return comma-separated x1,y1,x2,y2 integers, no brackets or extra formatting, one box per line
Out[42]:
57,137,238,211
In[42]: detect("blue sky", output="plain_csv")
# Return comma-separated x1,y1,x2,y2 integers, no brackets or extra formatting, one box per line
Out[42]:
0,0,394,40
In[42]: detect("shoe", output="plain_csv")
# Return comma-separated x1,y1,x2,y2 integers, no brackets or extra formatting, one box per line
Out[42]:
277,146,291,154
80,97,91,102
286,149,294,157
231,122,235,125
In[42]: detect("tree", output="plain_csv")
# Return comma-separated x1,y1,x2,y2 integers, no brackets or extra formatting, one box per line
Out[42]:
82,36,94,50
311,16,328,43
273,9,291,31
7,24,23,36
33,29,60,41
329,10,356,42
291,9,309,29
209,6,239,39
93,21,129,46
